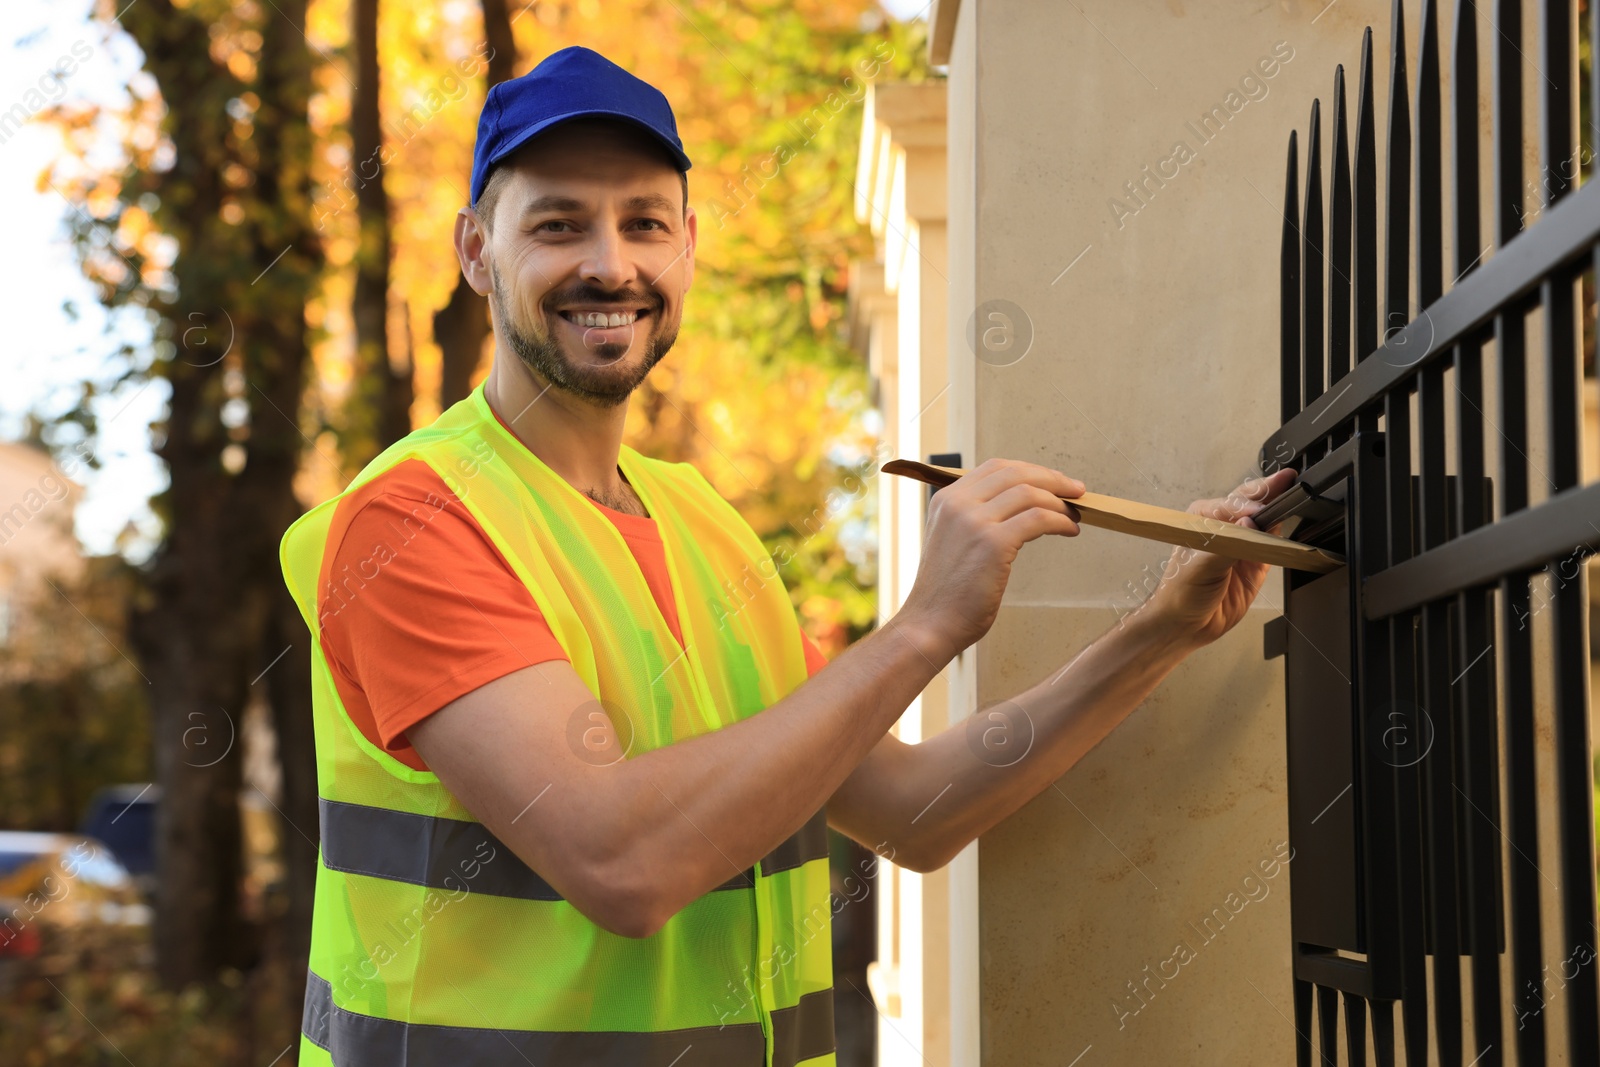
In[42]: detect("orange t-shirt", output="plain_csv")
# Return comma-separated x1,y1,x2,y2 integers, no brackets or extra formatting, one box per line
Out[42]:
317,445,826,772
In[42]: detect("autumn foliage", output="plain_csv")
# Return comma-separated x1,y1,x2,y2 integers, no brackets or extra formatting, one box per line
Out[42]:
20,0,931,1059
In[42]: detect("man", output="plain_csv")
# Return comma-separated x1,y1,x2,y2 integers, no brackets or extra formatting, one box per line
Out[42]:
280,45,1297,1066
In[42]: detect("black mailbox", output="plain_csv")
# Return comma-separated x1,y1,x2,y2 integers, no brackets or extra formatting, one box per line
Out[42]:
1262,430,1503,1006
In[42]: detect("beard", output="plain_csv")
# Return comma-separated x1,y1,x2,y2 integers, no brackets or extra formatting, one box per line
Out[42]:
490,268,679,408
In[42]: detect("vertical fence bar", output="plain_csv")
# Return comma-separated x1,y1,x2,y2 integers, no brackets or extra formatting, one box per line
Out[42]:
1354,29,1381,439
1488,0,1546,1062
1284,131,1303,429
1296,972,1315,1067
1355,27,1379,362
1381,3,1431,1062
1285,126,1311,1067
1385,1,1413,347
1537,2,1600,1061
1371,1000,1396,1067
1331,65,1354,460
1318,983,1340,1065
1413,3,1468,1063
1353,426,1398,1067
1342,989,1368,1067
1446,3,1505,1064
1306,100,1327,430
1415,0,1444,310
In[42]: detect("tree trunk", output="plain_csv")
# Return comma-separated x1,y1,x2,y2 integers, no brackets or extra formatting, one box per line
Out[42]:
248,0,325,1006
434,0,519,408
434,272,490,409
350,0,411,466
265,578,318,1013
117,0,323,989
481,0,517,86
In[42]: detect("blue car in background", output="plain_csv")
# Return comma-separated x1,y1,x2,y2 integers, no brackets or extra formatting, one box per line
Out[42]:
77,784,158,898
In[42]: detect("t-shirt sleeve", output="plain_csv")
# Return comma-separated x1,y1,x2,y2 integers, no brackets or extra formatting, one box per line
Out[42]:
800,630,828,676
319,475,569,757
318,458,835,766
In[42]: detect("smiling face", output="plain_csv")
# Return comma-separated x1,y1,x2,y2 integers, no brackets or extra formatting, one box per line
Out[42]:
466,118,696,408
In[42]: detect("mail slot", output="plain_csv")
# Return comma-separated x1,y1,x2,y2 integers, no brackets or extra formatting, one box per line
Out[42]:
1284,562,1364,953
1263,430,1503,1002
1263,431,1393,999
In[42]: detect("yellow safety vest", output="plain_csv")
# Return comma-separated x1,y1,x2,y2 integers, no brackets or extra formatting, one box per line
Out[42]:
280,383,836,1066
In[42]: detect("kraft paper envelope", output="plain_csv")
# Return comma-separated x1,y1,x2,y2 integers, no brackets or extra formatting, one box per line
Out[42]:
881,459,1345,575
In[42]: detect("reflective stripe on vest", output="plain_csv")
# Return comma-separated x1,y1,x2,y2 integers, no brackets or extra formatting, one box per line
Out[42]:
301,971,836,1067
319,797,831,900
279,384,833,1066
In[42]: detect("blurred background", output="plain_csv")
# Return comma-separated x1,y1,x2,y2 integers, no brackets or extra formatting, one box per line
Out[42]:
0,0,933,1062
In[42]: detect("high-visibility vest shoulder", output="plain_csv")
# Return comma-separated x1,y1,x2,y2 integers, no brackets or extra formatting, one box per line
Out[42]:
280,384,835,1067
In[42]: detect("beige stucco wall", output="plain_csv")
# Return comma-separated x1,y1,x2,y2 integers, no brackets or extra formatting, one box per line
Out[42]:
950,0,1398,1063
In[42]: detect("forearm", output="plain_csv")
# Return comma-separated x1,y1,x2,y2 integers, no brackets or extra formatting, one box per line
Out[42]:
610,610,949,927
877,611,1200,870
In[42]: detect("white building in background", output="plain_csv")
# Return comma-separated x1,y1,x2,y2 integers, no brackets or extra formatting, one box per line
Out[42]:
0,440,83,650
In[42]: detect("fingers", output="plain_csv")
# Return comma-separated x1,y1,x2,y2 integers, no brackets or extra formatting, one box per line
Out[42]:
958,457,1085,506
981,483,1082,536
999,500,1082,543
1187,468,1299,526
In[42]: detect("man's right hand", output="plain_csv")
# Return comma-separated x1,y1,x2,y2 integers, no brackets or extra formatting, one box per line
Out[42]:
899,457,1085,662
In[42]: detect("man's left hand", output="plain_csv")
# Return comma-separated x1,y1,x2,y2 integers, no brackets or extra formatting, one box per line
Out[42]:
1141,467,1300,647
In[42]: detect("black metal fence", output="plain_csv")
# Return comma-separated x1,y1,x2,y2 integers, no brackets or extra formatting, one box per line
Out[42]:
1256,0,1600,1063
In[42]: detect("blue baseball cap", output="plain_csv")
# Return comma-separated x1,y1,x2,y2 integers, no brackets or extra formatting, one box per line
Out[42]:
469,46,692,206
